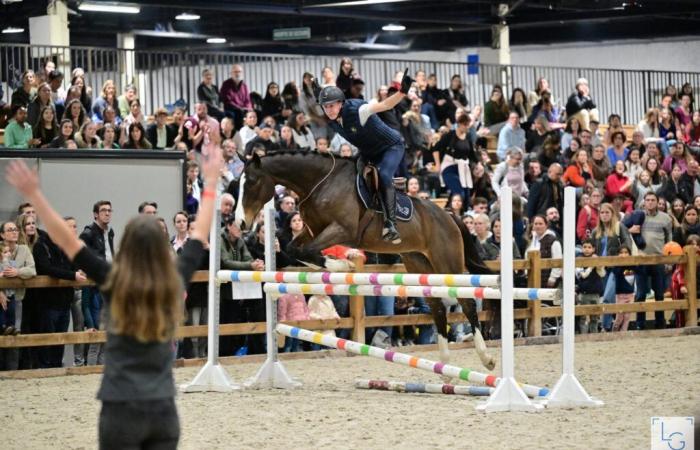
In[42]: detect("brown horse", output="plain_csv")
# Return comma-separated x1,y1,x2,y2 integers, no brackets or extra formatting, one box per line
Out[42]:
241,150,496,371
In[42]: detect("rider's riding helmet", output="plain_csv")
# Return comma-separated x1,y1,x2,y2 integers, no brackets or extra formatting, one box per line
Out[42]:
318,86,345,106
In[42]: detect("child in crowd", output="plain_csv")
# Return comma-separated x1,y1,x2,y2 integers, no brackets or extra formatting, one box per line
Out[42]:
0,243,19,335
575,239,605,333
611,245,635,331
308,293,340,350
277,293,310,352
670,235,699,327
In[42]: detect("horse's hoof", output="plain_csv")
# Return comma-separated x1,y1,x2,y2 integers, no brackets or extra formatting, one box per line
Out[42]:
485,358,496,371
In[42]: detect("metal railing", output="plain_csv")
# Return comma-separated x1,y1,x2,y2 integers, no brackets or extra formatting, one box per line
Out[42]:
2,43,699,123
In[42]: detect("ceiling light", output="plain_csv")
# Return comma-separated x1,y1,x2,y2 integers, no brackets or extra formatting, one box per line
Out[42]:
207,37,226,44
307,0,410,7
2,27,25,34
382,23,406,31
175,12,200,21
78,2,140,14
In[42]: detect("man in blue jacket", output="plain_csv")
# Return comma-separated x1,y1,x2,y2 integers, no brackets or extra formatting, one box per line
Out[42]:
318,68,413,244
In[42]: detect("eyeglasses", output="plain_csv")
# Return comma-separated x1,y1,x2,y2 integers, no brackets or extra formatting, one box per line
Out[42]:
99,208,113,213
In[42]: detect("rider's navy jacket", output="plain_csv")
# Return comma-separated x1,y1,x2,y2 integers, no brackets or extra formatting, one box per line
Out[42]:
327,99,402,157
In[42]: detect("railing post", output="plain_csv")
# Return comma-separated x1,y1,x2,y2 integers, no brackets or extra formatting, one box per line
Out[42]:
527,250,542,337
684,246,697,327
349,255,366,343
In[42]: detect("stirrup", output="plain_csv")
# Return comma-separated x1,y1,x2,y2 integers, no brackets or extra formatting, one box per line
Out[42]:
382,221,401,244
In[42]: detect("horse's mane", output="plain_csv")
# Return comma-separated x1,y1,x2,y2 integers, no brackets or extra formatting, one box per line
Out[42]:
263,149,356,162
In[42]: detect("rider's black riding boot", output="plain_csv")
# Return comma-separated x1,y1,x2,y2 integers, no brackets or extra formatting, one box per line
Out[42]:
379,184,401,244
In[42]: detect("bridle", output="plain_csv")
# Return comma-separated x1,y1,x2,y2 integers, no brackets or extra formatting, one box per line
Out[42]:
296,151,336,239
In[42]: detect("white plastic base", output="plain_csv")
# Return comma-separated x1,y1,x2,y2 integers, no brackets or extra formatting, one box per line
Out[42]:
244,358,302,390
475,377,544,413
179,362,241,393
543,373,604,408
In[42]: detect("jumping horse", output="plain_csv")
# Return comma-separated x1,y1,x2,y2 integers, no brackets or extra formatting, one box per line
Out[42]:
241,150,497,371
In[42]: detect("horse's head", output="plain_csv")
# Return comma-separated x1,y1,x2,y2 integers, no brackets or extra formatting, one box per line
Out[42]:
241,153,275,230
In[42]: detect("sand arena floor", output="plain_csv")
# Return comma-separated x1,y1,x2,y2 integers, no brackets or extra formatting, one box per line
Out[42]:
2,334,699,450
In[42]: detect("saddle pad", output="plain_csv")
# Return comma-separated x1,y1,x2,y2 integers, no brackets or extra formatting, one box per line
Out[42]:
356,174,414,222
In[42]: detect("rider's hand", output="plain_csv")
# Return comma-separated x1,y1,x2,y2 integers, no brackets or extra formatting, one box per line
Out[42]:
400,67,414,95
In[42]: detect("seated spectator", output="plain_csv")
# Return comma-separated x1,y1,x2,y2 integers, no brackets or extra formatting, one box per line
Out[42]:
659,108,679,152
91,80,119,123
562,136,582,165
96,106,121,140
603,114,624,147
147,108,176,149
678,159,700,205
121,98,147,133
220,117,235,142
607,131,629,166
339,143,354,158
636,108,664,147
527,91,563,131
659,163,684,203
560,117,582,151
48,119,76,148
336,57,355,95
625,147,643,180
483,85,509,132
62,98,88,131
525,116,551,154
662,141,692,174
288,111,315,150
628,130,646,155
673,205,700,246
4,104,40,148
565,78,598,132
222,139,244,180
278,125,300,150
680,83,694,111
32,105,59,148
316,137,330,153
473,213,499,261
185,161,201,214
11,70,36,107
492,147,528,201
686,111,700,151
27,83,54,127
489,217,523,259
197,68,224,121
525,159,543,189
170,211,189,254
71,75,93,115
75,121,101,149
670,198,685,225
320,66,335,88
244,124,279,157
537,132,563,169
220,64,252,129
645,157,667,188
527,162,564,219
99,123,120,149
117,84,138,119
675,94,692,135
525,215,562,288
235,110,259,150
261,82,283,123
445,193,465,217
605,160,634,213
527,77,550,111
496,112,526,160
562,148,593,189
471,162,497,205
123,122,152,150
47,70,66,108
509,88,529,124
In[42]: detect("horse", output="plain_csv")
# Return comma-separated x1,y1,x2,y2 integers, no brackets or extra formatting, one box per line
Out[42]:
240,150,497,371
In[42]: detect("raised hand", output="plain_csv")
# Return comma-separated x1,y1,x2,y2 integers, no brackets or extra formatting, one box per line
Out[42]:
5,160,40,198
400,67,414,94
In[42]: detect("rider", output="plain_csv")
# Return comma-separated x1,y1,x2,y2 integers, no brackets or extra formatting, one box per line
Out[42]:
318,68,413,244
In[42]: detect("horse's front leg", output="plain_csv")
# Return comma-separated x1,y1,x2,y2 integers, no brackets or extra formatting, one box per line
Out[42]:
286,222,354,268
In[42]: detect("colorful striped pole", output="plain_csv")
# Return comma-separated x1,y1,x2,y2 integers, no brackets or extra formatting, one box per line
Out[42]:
276,324,549,398
264,282,560,302
355,379,494,396
218,270,500,287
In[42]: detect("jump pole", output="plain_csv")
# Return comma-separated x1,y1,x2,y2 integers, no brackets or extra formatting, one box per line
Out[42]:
543,187,604,408
242,200,300,389
276,323,549,399
219,270,500,287
476,187,543,412
262,283,560,302
181,190,240,393
355,379,495,396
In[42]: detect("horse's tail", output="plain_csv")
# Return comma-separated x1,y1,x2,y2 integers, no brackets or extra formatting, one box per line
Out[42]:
449,213,494,274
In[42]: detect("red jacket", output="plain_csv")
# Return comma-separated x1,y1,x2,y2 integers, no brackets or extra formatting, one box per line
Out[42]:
576,206,599,242
605,172,632,199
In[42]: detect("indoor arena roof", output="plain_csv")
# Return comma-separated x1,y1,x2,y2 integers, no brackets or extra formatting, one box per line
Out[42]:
1,0,699,52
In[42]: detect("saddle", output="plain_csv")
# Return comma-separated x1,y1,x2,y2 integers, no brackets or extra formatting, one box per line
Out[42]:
355,158,414,222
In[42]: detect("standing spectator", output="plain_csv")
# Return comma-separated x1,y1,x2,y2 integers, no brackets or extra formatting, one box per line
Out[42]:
261,82,283,123
433,113,478,203
677,158,700,205
496,112,526,161
527,163,564,219
575,239,605,333
491,147,528,203
335,57,355,96
277,294,309,352
91,80,119,123
0,221,37,370
565,78,598,132
197,68,224,121
624,192,673,330
79,200,115,365
525,215,562,288
170,212,189,254
577,188,602,242
33,219,86,368
147,108,176,149
4,104,40,148
611,245,636,332
288,111,316,150
117,84,137,119
219,64,252,129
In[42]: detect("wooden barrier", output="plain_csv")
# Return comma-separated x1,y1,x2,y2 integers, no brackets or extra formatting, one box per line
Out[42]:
0,251,697,351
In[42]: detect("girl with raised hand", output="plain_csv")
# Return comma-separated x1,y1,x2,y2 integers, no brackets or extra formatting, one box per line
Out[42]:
4,139,223,450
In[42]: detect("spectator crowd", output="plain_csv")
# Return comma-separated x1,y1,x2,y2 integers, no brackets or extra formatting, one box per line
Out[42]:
1,56,699,370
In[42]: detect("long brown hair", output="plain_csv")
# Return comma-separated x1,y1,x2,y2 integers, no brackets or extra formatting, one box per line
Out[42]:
104,215,182,342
